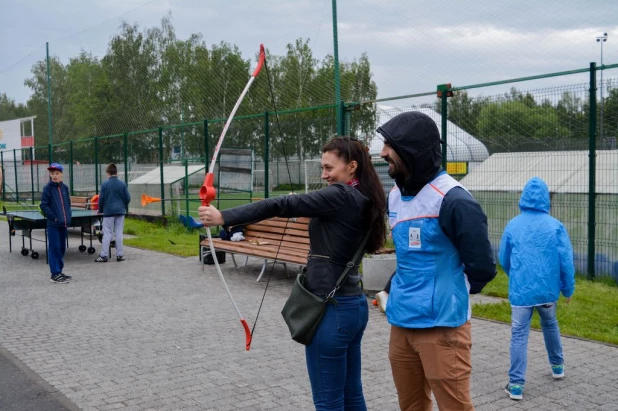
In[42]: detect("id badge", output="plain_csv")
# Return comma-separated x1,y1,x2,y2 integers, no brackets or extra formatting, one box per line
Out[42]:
409,226,421,249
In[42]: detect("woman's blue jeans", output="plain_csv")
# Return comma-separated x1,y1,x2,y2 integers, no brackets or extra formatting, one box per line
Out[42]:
509,303,564,385
305,294,369,411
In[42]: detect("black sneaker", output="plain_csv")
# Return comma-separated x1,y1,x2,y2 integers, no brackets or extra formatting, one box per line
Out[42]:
95,256,108,262
60,273,72,280
116,256,125,262
50,274,70,284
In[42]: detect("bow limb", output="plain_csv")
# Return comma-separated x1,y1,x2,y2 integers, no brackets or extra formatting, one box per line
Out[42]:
199,44,265,351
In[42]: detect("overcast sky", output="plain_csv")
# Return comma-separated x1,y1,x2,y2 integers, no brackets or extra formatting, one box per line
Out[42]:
1,0,617,105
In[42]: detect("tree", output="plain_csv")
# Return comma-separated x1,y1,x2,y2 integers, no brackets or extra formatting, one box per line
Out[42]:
24,56,70,152
13,14,379,164
478,99,569,152
0,93,29,121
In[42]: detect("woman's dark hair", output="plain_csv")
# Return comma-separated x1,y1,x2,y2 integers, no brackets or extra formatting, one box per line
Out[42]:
322,136,386,253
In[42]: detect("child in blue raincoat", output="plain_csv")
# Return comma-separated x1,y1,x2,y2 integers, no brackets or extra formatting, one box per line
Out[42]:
500,177,575,401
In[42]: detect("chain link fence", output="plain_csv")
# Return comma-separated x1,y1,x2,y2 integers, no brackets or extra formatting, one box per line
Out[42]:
1,59,617,279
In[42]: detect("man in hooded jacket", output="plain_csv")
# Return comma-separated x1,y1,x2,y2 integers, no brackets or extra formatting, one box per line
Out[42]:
377,111,496,410
500,177,575,401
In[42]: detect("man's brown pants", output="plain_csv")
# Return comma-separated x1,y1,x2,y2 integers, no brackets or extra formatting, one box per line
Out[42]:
388,321,474,411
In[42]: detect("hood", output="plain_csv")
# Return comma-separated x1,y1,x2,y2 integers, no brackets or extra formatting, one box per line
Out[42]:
376,111,442,194
519,177,550,213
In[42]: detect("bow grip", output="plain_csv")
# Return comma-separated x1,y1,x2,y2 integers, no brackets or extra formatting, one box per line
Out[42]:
200,173,217,206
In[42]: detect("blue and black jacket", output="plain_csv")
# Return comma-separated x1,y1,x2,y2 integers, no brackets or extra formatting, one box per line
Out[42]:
377,111,496,328
99,176,131,216
40,181,72,227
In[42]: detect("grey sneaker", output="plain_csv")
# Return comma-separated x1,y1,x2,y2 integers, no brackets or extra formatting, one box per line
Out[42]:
116,256,125,262
95,256,108,262
50,274,70,284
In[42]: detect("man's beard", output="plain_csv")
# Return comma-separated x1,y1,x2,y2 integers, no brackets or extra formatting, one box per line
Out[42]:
388,161,408,182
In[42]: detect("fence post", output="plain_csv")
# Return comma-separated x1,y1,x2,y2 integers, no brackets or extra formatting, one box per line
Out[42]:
46,42,53,164
30,147,35,204
203,119,209,165
264,111,269,199
184,159,189,222
159,127,165,216
338,100,346,136
441,88,448,170
13,149,19,202
344,102,351,136
1,151,4,201
123,132,128,186
69,140,74,195
332,0,342,135
94,136,99,195
587,62,597,280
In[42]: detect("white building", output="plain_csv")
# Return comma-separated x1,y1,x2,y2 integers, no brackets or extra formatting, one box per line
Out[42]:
460,150,618,278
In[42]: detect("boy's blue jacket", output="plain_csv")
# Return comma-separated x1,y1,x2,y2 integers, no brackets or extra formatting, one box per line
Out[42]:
499,177,575,306
99,176,131,216
40,181,72,227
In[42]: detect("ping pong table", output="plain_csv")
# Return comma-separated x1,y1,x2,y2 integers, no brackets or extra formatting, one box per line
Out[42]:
6,209,102,262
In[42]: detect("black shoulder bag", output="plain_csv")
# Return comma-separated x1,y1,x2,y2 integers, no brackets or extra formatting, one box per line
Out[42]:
281,231,370,345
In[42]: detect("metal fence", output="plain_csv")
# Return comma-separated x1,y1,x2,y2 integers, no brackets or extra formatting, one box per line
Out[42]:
2,64,617,280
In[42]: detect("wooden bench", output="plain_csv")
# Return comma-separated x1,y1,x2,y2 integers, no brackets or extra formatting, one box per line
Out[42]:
200,217,310,282
70,196,91,209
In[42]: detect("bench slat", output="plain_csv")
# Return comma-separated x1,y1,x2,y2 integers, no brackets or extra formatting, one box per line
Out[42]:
250,220,309,231
206,238,310,253
244,225,309,238
70,196,90,209
209,240,308,265
212,242,307,258
242,236,310,252
270,216,310,224
243,230,310,246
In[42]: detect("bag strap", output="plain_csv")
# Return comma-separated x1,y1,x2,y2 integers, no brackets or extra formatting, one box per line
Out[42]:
325,230,371,301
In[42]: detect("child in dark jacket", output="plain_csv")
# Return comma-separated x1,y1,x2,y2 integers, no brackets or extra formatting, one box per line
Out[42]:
40,163,73,284
95,164,131,262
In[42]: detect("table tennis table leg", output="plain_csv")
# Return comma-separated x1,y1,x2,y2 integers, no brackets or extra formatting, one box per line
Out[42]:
88,216,93,249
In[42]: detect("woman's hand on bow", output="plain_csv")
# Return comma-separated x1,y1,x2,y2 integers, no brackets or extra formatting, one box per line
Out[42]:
198,205,224,227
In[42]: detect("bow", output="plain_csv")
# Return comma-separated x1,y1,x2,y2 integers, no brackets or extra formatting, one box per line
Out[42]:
200,44,265,351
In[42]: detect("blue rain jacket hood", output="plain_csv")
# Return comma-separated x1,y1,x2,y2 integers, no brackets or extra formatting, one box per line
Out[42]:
499,177,575,306
518,177,550,213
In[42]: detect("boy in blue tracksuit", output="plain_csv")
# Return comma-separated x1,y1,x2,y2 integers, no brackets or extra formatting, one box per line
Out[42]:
500,177,575,400
40,163,73,284
95,163,131,262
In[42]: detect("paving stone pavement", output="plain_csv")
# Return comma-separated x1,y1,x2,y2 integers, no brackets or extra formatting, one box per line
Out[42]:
1,221,617,411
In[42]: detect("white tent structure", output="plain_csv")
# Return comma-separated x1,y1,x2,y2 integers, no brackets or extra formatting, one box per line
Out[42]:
369,106,490,164
460,150,618,278
129,165,205,216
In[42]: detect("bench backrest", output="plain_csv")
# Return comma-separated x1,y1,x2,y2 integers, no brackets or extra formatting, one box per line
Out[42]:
243,217,310,253
70,196,90,209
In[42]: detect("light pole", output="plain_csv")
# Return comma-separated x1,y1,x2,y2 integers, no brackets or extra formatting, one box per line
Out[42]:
596,32,608,142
